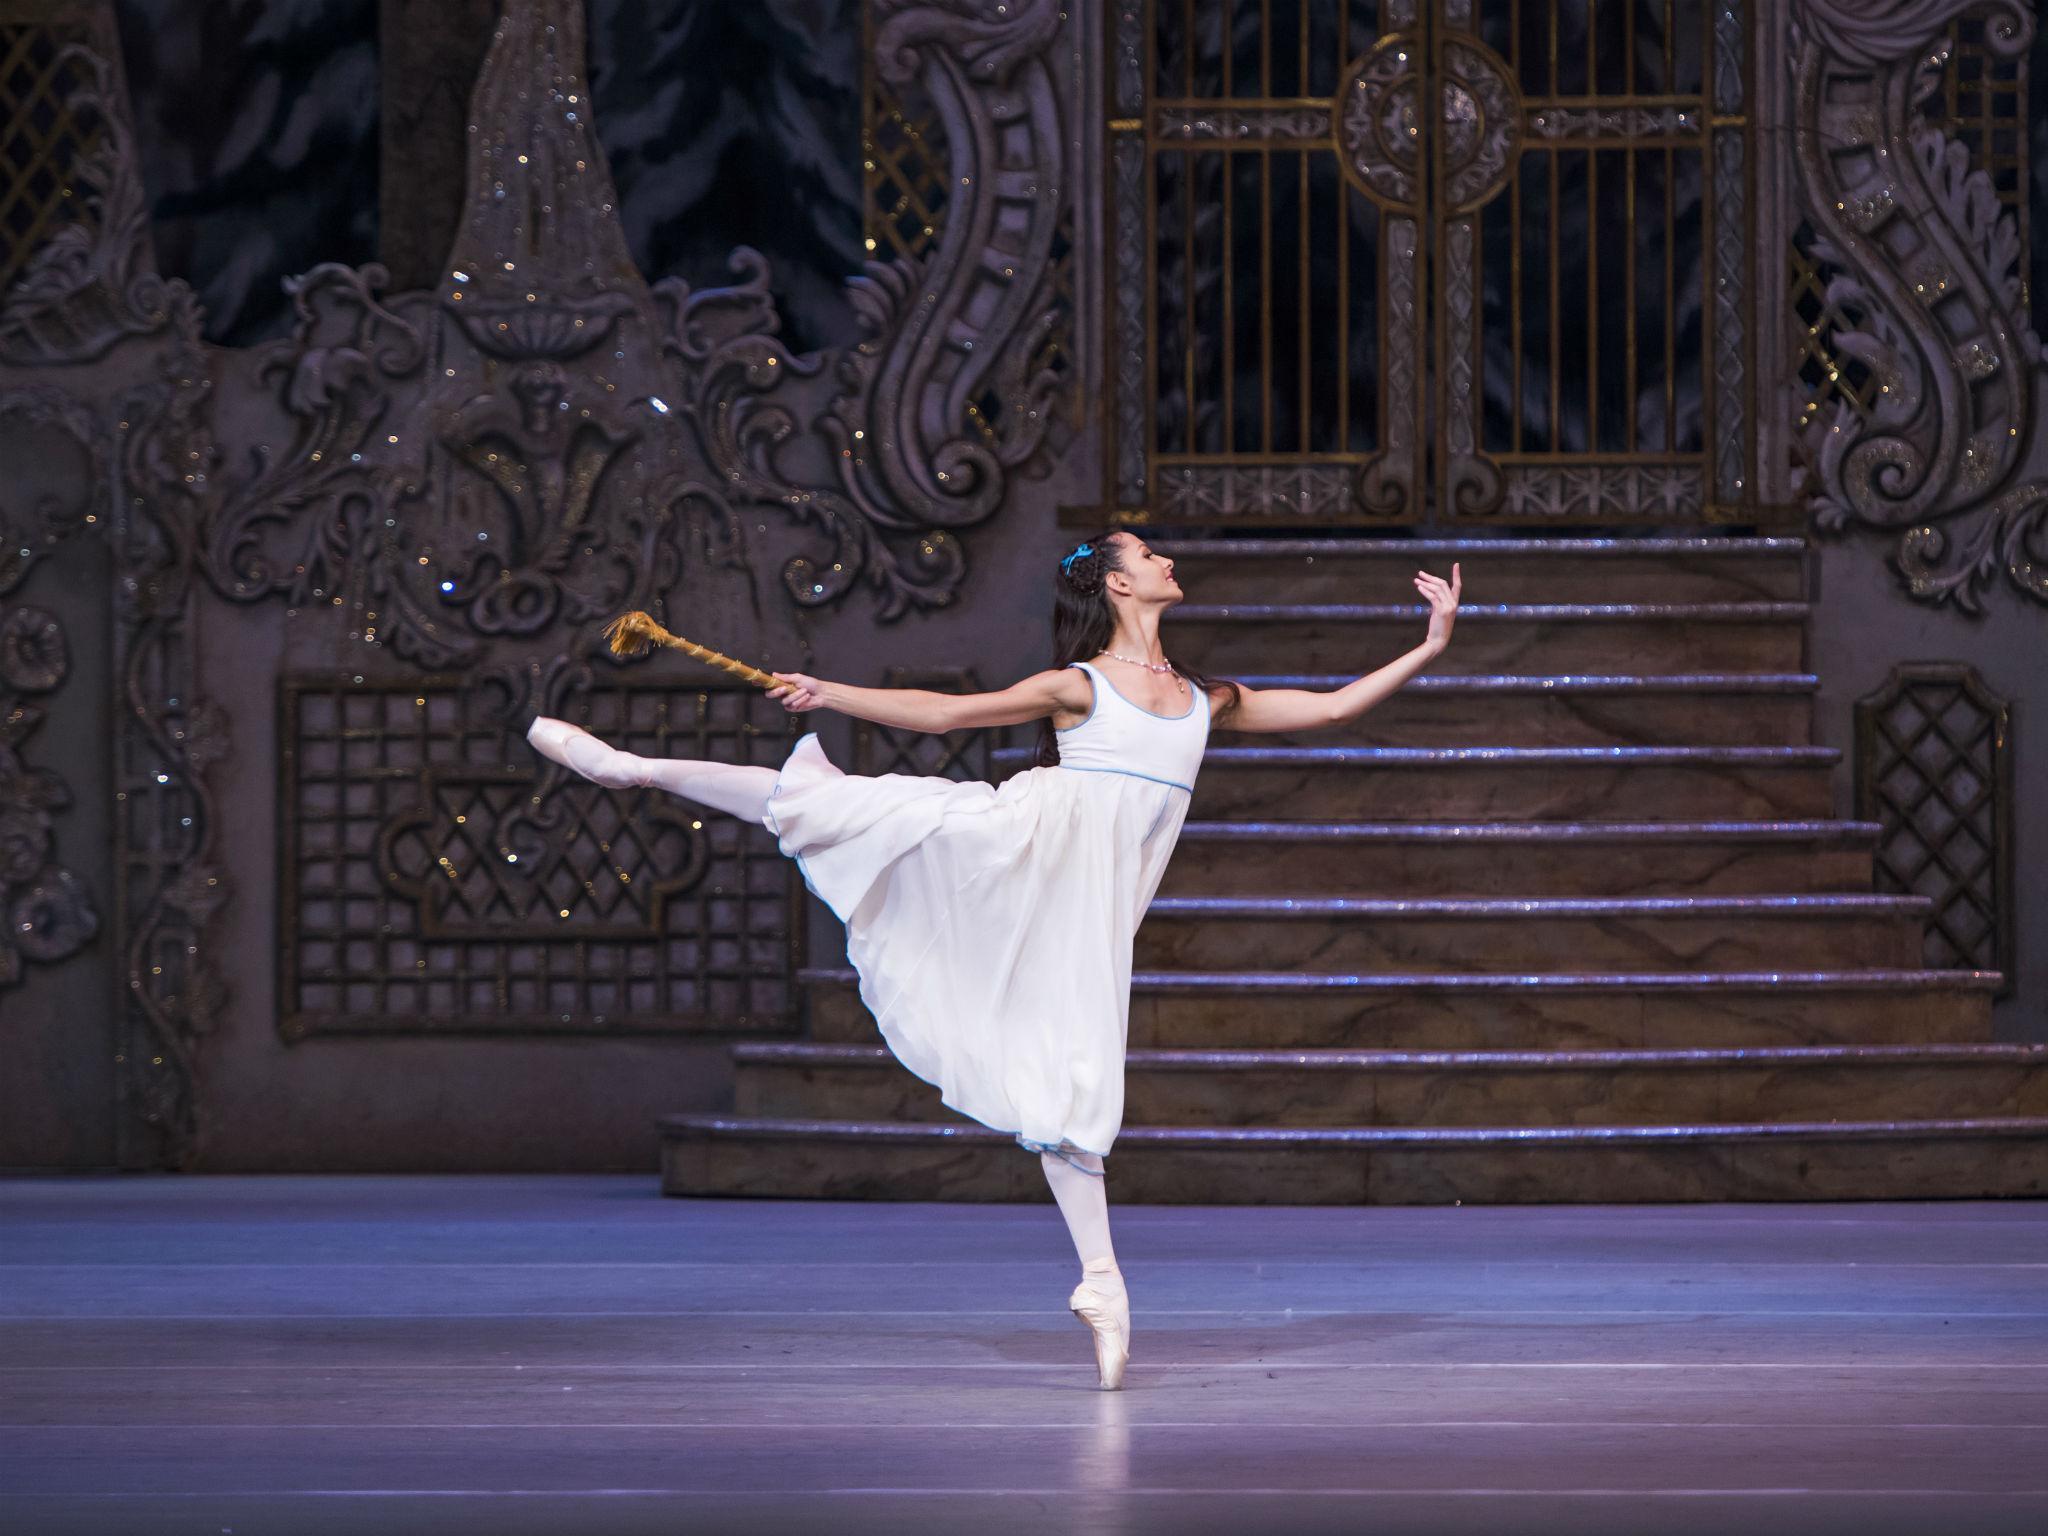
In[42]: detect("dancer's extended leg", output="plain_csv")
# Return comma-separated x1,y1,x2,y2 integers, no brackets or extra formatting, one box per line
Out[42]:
527,717,778,825
1043,1151,1128,1390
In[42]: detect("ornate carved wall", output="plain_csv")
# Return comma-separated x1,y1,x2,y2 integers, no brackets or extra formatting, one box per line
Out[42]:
1,0,2041,1170
0,0,1093,1169
1790,0,2048,612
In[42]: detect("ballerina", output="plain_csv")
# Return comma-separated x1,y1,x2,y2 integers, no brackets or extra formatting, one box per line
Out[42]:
527,531,1461,1389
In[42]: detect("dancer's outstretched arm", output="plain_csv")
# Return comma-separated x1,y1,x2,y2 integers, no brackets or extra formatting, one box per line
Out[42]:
1223,562,1461,735
765,667,1094,734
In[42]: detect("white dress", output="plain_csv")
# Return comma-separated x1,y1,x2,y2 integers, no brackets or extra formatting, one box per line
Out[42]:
761,660,1213,1159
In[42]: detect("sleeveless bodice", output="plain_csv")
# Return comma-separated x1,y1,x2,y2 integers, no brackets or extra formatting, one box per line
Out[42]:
1054,659,1211,791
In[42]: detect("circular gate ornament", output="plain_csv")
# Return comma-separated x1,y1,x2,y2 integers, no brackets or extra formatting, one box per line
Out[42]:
1335,33,1519,214
1335,33,1424,210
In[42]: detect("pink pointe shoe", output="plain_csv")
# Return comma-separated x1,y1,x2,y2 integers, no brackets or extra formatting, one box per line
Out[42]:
1069,1262,1129,1391
525,716,649,789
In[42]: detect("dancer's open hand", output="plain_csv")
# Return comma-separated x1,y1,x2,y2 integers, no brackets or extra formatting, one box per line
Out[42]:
766,672,827,712
1417,562,1460,650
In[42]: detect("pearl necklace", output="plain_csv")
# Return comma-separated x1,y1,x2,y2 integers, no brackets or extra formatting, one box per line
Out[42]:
1102,650,1174,674
1102,650,1185,692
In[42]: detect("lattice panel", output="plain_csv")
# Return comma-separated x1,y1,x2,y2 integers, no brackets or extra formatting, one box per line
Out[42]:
851,667,994,782
280,677,802,1037
0,24,100,296
1853,665,2013,995
1937,15,2028,307
862,41,947,269
1789,226,1882,454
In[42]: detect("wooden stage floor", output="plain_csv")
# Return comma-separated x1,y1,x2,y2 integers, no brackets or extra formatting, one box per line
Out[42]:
1,1175,2043,1534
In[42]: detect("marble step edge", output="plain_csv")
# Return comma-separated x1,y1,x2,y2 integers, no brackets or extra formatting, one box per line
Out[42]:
1174,601,1808,622
663,1112,2048,1149
797,965,2002,994
736,1041,2046,1073
1233,671,1820,692
1147,893,1931,917
1153,536,1808,558
994,745,1842,766
1173,819,1882,844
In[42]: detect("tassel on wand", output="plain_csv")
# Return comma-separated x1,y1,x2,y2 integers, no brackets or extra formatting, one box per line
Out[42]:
601,611,784,691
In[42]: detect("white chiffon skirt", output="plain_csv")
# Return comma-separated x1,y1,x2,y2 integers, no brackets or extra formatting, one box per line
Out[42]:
762,733,1191,1158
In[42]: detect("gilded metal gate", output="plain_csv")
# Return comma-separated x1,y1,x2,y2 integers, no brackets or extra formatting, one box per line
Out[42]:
1100,0,1773,526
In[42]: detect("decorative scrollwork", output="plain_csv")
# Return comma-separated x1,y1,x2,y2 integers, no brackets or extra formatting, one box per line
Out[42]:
1502,464,1706,521
653,249,949,619
1157,463,1360,523
1110,134,1146,507
0,0,1086,1168
0,605,98,989
1336,32,1515,215
1112,0,1142,115
112,348,231,1166
1714,128,1749,502
0,44,192,365
1527,105,1700,138
635,0,1072,619
1440,220,1502,516
1438,37,1518,213
1336,34,1424,210
1155,107,1330,142
204,263,423,593
1356,216,1421,516
283,672,799,1036
435,362,643,636
1792,0,2048,609
196,29,691,664
849,1,1066,533
0,384,102,596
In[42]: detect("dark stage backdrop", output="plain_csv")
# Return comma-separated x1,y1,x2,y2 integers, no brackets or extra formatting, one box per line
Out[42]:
109,0,868,353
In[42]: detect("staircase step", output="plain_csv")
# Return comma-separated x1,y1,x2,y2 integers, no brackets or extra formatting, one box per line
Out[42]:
734,1041,2048,1128
800,968,1999,1049
662,1112,2048,1202
1212,672,1817,747
995,744,1841,820
1134,894,1929,972
1169,601,1808,673
1154,536,1807,604
1159,819,1878,896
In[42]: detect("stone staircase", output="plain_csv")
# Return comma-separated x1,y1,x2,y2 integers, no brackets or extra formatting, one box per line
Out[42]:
663,537,2047,1202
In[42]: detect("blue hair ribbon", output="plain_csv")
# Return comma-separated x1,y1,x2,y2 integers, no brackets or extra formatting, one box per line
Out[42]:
1060,541,1094,574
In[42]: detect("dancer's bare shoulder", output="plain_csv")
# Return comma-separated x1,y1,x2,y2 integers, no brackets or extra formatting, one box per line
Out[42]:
946,667,1095,731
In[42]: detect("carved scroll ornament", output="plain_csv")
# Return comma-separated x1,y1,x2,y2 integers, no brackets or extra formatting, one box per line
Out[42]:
1792,0,2048,610
0,45,190,366
0,0,1079,1165
670,0,1070,618
0,606,98,989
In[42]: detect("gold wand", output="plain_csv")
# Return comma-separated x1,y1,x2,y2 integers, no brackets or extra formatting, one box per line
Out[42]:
601,611,784,690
